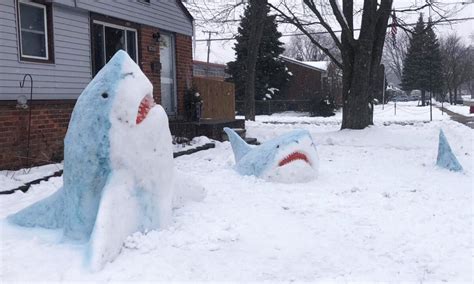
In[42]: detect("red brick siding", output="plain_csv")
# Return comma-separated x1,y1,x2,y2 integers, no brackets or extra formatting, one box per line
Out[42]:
175,34,193,115
140,25,161,104
0,101,74,170
280,61,323,101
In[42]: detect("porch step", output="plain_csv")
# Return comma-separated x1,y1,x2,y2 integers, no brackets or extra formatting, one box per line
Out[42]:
222,128,246,140
222,128,260,145
245,137,260,145
232,128,246,138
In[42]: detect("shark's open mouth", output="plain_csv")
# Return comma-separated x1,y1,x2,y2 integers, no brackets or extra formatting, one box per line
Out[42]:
136,94,156,125
278,151,310,167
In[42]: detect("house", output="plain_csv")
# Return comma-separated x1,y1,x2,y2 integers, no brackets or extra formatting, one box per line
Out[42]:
306,60,343,107
251,56,342,114
193,60,229,81
0,0,194,170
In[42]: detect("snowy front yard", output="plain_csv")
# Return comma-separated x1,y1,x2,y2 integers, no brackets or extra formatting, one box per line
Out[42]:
1,104,472,282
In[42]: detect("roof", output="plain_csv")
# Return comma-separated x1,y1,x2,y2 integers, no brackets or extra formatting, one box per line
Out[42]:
279,56,327,72
177,0,194,21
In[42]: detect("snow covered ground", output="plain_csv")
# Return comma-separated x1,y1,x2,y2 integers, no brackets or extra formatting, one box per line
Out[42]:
1,103,472,282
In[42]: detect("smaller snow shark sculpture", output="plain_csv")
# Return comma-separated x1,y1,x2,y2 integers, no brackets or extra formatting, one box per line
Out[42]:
436,129,463,172
9,50,176,271
224,128,319,183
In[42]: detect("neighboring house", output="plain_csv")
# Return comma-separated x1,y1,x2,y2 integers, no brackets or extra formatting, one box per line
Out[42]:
280,56,325,103
306,60,343,107
266,56,342,113
193,60,229,81
0,0,194,169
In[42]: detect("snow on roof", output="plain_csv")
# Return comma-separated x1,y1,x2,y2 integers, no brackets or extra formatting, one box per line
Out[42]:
302,61,331,71
279,56,327,72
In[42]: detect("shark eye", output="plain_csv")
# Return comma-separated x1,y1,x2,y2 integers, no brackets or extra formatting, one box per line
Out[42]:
101,93,108,99
276,145,280,148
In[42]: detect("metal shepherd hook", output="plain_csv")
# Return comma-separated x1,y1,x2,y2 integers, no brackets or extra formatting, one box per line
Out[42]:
19,74,33,170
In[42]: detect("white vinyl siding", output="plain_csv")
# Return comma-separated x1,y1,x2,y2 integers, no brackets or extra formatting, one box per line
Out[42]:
57,0,193,36
0,1,91,100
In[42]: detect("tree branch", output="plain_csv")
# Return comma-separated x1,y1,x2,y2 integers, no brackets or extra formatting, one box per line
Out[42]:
268,2,343,68
302,0,343,50
328,0,355,46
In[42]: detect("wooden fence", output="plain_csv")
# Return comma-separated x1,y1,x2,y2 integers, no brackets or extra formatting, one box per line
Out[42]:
193,77,235,120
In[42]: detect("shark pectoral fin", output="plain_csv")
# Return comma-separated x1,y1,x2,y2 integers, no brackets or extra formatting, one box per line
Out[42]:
87,170,139,271
224,127,252,162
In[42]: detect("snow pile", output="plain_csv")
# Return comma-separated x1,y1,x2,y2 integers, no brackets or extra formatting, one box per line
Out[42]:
8,50,175,271
224,127,318,183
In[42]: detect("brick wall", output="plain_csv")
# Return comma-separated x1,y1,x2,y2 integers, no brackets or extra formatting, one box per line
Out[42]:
140,25,161,104
175,34,193,116
0,101,74,170
280,61,323,101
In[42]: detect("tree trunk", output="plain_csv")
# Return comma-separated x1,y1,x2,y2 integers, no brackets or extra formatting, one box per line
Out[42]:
243,0,267,121
341,43,374,129
448,88,453,104
421,90,426,106
453,87,458,105
340,0,392,129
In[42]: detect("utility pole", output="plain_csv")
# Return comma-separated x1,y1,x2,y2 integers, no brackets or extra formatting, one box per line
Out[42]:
203,31,218,77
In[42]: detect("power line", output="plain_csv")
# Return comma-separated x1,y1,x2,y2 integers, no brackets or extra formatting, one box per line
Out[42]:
195,17,474,42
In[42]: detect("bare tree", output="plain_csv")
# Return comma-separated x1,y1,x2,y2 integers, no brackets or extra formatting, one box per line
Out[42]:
269,0,394,129
284,32,336,61
382,32,408,83
440,34,472,104
268,0,464,129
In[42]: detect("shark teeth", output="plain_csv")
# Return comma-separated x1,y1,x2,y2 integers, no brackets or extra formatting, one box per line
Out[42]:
136,94,156,125
278,151,310,167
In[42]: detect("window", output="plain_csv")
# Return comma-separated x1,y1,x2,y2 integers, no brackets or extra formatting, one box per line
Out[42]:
17,0,53,62
92,21,138,75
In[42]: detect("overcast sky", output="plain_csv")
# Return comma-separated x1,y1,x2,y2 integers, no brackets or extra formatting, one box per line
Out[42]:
189,0,473,64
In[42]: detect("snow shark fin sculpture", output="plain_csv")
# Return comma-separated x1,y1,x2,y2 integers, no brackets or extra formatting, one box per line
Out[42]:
225,126,252,162
224,127,319,183
436,129,463,172
9,50,175,271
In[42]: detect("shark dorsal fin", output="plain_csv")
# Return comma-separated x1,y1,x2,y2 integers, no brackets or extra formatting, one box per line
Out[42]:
224,127,252,162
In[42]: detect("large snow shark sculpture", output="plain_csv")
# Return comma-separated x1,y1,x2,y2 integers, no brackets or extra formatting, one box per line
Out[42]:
436,129,463,172
9,50,175,270
224,128,319,183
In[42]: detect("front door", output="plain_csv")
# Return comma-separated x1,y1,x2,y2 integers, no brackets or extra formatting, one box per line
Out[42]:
159,33,177,115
